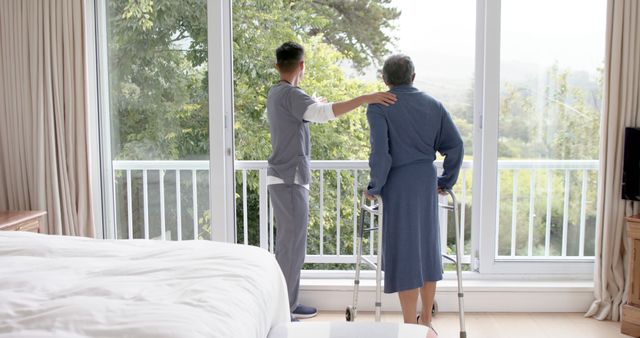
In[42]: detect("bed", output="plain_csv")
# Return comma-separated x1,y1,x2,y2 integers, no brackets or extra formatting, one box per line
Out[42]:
0,232,290,338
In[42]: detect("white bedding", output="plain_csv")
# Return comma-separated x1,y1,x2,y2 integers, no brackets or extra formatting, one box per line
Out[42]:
0,232,290,338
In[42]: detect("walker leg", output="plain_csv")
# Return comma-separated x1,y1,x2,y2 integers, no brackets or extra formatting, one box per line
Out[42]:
347,192,368,322
448,190,466,338
374,196,383,322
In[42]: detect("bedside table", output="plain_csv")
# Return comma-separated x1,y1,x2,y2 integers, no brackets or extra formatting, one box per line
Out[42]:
623,214,640,337
0,210,47,233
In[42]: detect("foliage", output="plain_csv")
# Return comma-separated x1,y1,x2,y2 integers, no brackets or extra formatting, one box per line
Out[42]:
499,63,602,160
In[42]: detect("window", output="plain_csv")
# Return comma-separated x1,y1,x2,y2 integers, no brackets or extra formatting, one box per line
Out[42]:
102,0,212,240
496,0,604,259
231,0,477,269
475,0,605,274
93,0,606,277
99,0,234,241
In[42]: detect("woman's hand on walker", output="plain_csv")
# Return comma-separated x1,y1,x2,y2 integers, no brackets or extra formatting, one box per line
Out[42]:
437,187,448,196
364,190,376,201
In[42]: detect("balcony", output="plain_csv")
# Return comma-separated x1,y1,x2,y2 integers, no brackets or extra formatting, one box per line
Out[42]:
110,159,598,264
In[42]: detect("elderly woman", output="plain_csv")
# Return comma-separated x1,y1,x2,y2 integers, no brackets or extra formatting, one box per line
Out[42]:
365,55,463,335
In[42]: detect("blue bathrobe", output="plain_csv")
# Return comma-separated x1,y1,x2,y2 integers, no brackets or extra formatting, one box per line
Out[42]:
366,85,464,293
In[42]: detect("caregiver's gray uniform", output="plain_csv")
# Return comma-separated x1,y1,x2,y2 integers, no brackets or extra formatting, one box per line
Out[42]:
367,85,463,294
267,82,315,311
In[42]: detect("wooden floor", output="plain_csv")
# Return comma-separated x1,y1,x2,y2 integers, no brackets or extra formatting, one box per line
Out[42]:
308,311,628,338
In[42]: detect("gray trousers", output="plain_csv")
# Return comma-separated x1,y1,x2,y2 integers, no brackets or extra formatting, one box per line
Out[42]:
268,183,309,312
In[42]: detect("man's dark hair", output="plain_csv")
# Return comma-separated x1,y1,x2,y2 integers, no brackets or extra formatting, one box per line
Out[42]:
382,54,415,86
276,42,304,72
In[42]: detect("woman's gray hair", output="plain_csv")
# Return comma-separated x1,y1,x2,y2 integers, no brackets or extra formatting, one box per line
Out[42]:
382,54,415,86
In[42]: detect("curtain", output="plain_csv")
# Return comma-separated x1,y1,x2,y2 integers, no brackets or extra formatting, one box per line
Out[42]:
0,0,94,237
586,0,640,321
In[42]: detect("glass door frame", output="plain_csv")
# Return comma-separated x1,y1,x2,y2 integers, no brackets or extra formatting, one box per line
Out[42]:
90,0,236,242
208,0,237,242
475,0,595,276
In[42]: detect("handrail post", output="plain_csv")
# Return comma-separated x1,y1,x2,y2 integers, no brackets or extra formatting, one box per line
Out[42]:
259,169,268,249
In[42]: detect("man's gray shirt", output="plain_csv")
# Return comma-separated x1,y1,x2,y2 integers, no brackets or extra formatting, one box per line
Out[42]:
267,82,316,185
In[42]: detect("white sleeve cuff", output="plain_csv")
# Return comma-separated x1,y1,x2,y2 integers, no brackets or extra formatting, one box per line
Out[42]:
302,102,336,123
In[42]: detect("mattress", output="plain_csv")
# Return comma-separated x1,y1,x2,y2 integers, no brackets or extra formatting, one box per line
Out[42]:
0,232,290,338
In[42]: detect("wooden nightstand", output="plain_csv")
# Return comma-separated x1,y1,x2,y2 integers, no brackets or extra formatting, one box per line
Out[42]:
623,215,640,337
0,210,46,233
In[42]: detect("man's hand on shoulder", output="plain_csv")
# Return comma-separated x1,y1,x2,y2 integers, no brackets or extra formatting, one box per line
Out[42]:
332,91,396,118
362,92,397,107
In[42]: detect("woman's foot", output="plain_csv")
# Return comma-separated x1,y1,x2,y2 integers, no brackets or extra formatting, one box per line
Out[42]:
426,327,438,338
416,315,438,337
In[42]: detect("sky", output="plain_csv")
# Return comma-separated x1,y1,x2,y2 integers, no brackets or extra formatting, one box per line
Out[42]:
359,0,607,84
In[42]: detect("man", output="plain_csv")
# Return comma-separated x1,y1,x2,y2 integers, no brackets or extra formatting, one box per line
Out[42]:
365,54,463,337
267,41,396,319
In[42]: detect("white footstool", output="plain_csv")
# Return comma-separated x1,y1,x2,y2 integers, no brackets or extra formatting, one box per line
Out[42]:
268,321,429,338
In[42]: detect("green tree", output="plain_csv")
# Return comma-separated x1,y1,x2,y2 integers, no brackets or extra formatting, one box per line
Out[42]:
495,64,602,257
106,0,400,242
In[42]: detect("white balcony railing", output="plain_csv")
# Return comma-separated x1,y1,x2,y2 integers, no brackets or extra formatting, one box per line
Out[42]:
111,159,598,265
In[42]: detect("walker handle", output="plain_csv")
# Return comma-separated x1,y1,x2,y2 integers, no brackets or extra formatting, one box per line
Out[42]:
361,191,383,215
438,188,457,210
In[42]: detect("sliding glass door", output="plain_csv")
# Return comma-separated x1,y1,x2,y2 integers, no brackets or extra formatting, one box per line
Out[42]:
478,0,605,274
230,0,479,272
97,0,234,241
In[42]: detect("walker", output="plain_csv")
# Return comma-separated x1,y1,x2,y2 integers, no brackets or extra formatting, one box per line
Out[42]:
345,189,467,338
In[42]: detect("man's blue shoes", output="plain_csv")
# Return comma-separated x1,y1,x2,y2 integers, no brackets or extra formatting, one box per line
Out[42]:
292,304,318,319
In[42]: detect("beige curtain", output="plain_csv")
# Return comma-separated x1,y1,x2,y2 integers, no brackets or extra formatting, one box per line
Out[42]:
586,0,640,321
0,0,94,237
